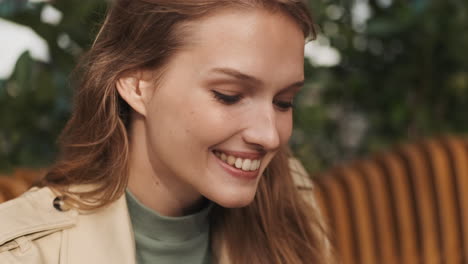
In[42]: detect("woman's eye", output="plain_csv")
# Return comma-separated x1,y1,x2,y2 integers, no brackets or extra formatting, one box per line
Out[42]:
212,90,242,105
273,99,294,111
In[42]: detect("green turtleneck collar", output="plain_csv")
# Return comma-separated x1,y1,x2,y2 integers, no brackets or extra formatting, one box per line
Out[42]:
126,189,212,264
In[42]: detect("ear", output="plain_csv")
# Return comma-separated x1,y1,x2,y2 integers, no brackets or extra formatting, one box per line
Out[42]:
116,71,152,117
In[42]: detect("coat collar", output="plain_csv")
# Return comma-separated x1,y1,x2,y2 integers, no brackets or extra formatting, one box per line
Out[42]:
0,186,137,264
65,189,137,264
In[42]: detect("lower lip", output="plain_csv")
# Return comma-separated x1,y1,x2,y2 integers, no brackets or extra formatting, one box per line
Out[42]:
213,152,259,180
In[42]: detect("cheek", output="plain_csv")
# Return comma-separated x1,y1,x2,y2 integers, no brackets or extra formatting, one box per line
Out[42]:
190,108,237,145
278,114,293,144
175,99,232,148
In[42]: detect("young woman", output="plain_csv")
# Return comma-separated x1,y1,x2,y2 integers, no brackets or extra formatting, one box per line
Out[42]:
0,0,332,263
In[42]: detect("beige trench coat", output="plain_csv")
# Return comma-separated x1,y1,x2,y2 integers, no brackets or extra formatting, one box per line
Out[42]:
0,159,317,264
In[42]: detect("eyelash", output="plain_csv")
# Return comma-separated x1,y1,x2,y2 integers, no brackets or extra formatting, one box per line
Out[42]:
273,100,294,111
212,90,294,111
212,90,242,105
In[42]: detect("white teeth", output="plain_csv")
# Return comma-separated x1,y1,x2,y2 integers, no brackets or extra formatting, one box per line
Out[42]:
227,155,236,165
250,160,259,171
255,160,260,171
242,159,252,171
214,151,261,172
235,158,243,169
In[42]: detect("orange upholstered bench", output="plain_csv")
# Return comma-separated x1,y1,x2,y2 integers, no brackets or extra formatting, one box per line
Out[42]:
0,168,45,203
312,136,468,264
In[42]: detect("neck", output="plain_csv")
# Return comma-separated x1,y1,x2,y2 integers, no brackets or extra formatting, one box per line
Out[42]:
126,115,207,217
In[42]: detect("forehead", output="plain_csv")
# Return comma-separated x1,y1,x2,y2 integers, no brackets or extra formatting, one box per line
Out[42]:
175,8,306,86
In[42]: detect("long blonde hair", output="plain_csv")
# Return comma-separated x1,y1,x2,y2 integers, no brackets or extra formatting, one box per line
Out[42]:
40,0,332,263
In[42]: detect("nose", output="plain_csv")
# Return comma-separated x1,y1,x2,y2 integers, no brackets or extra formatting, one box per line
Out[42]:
242,105,281,151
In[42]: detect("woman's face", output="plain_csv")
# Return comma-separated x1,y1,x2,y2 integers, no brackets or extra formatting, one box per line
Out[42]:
142,8,305,208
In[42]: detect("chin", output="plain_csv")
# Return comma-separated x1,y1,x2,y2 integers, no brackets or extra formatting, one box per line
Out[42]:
210,190,256,208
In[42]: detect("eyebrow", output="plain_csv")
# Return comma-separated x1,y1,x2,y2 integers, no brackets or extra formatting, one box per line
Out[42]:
209,67,304,91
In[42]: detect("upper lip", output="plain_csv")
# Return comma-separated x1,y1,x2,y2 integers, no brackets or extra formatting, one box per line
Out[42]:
213,149,265,160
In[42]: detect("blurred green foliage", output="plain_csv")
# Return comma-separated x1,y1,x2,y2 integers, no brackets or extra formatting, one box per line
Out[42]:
0,0,467,173
0,0,106,171
293,0,468,172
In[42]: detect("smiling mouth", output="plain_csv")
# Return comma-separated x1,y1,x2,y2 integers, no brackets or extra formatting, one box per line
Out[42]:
213,150,261,172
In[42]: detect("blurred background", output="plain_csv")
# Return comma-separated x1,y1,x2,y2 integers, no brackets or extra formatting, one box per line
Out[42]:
0,0,467,173
1,1,468,263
